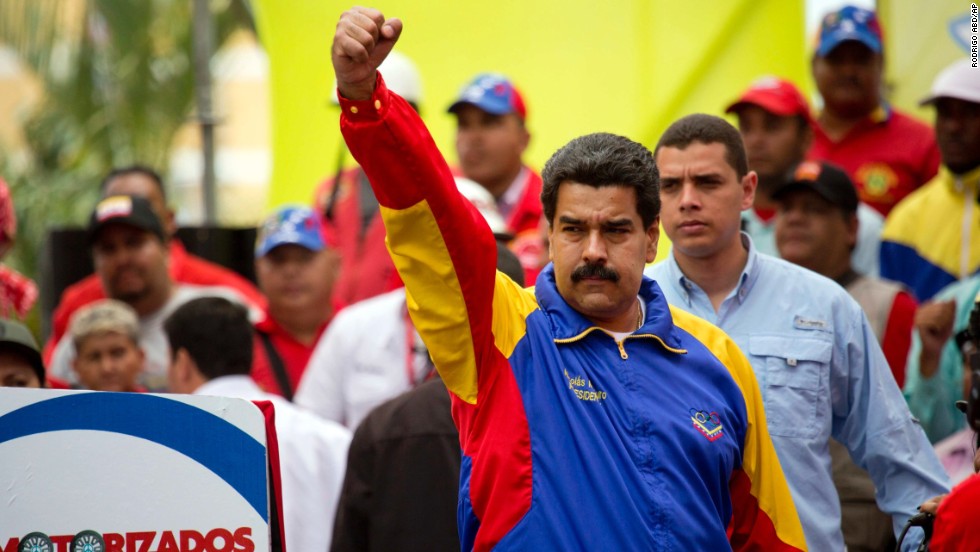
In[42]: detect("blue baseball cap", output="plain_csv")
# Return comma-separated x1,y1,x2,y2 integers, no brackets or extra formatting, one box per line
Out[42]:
255,206,326,257
447,73,527,119
816,5,883,57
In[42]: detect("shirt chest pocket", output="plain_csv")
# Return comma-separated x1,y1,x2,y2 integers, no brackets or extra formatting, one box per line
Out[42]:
749,335,832,439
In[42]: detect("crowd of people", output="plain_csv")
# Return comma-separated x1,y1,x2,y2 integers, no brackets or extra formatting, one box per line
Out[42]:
2,4,980,551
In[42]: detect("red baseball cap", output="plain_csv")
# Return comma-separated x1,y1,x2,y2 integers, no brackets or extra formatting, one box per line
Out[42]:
725,76,814,126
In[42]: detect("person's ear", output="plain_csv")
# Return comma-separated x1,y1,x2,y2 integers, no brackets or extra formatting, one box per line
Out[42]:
645,217,660,264
741,171,758,211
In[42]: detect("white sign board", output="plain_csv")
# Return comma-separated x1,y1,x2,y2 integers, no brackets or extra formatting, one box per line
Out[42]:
0,388,274,552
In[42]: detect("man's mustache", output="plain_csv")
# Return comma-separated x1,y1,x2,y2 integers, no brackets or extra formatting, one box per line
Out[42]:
571,263,620,283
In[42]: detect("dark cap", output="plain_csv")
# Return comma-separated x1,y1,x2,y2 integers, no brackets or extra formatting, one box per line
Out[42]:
772,161,859,213
88,195,166,244
0,318,44,385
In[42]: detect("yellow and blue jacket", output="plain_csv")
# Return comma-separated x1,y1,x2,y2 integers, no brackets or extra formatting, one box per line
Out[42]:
881,165,980,301
339,74,805,551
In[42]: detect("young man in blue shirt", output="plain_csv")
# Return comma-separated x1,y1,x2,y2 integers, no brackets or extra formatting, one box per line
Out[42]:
645,113,949,551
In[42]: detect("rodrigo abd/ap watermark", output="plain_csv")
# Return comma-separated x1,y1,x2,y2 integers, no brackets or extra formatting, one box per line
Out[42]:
973,3,978,67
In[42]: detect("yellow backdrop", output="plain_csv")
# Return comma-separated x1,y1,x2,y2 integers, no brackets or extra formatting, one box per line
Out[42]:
879,0,974,122
251,1,807,261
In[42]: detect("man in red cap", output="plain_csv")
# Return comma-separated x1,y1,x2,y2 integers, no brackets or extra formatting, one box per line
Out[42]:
726,76,884,276
449,73,546,283
809,5,939,216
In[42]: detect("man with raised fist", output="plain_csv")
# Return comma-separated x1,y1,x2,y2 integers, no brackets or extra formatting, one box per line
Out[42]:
330,7,805,551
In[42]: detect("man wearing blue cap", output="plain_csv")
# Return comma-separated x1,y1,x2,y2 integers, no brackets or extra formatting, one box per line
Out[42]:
449,74,546,283
809,5,939,217
251,205,339,400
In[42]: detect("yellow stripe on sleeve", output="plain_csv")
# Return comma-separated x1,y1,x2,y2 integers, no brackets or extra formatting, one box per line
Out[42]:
381,201,479,404
491,272,539,359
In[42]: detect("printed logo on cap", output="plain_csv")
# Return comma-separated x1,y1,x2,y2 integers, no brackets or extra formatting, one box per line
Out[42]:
95,196,134,223
793,161,823,182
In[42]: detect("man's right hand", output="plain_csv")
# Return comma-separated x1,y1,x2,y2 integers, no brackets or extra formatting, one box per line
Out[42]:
332,7,403,101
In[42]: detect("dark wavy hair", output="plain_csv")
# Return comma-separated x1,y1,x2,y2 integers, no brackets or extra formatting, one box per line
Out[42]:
540,132,661,229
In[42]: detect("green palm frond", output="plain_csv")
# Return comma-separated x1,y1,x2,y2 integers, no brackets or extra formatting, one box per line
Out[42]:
0,0,254,328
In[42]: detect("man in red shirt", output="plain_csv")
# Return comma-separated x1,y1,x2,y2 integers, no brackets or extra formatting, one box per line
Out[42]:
808,5,939,216
251,206,339,399
45,166,265,366
449,73,546,283
726,76,884,276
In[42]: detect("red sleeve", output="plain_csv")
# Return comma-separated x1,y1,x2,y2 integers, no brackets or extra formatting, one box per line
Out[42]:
881,290,917,388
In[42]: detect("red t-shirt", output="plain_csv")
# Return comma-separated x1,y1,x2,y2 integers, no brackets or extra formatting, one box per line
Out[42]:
250,312,329,398
44,240,266,364
809,106,940,216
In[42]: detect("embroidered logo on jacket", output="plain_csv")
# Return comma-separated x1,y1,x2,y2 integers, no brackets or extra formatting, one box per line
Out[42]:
690,408,724,441
564,369,607,402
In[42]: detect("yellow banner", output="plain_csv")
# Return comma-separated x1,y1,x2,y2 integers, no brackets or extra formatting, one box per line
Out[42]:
879,0,975,120
252,1,806,261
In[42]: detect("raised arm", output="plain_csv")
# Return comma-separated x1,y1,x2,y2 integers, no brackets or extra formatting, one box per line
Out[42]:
331,8,528,407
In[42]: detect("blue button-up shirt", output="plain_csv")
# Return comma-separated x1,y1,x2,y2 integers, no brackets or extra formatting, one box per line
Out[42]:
645,234,949,552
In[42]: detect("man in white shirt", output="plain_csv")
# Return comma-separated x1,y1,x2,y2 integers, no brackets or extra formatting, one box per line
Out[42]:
164,296,351,552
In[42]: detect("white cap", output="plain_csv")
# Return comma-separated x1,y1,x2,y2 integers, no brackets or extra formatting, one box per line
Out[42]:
454,177,509,236
920,58,980,106
332,50,423,105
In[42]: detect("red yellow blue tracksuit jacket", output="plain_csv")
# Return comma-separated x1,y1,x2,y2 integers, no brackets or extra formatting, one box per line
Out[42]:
339,74,806,551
